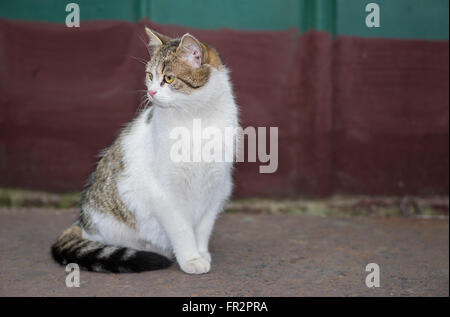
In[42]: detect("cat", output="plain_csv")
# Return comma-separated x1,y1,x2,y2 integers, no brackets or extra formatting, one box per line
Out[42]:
51,27,239,274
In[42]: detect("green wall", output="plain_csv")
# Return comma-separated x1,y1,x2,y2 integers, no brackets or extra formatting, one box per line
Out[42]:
337,0,449,40
0,0,448,40
0,0,141,22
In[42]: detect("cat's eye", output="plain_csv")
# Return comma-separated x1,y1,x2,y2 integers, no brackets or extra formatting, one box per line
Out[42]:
147,72,153,81
164,75,174,84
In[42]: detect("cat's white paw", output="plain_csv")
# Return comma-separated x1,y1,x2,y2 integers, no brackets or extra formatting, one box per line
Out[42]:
180,257,211,274
199,251,211,263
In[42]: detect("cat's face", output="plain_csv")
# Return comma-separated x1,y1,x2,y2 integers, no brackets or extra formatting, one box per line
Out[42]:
144,28,222,109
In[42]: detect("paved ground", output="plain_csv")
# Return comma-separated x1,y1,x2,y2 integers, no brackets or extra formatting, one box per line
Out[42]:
0,207,448,296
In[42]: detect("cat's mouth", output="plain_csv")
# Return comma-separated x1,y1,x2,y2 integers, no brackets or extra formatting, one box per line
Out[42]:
147,94,168,109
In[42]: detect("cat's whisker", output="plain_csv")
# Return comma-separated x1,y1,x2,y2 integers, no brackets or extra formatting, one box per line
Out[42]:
136,95,148,112
140,99,149,111
127,90,149,95
138,97,152,112
129,55,148,65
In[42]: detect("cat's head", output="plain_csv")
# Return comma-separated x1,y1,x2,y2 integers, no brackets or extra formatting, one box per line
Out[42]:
144,27,223,109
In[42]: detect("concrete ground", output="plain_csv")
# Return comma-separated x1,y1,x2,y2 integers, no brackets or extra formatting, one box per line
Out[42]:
0,207,448,297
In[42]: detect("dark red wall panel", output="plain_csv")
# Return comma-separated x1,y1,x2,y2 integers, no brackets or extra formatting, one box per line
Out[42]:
333,37,449,195
0,19,144,191
0,19,448,197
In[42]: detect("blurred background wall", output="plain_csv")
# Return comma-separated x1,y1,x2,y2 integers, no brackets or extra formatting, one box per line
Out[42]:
0,0,448,198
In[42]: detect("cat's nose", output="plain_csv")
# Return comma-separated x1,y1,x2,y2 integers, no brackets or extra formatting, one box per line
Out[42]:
148,90,157,97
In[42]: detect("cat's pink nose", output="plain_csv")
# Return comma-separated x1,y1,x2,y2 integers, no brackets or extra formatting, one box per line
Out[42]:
148,90,157,97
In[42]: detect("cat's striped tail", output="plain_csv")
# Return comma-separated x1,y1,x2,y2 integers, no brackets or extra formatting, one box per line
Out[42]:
51,225,173,273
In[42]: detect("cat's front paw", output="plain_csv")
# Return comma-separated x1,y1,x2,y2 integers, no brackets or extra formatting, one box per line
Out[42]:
180,257,210,274
199,251,211,263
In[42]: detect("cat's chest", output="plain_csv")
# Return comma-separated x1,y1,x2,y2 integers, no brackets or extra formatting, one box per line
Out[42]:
144,109,235,197
158,116,234,161
166,160,227,191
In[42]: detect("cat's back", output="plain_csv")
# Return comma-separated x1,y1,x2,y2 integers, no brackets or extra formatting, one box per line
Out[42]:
79,111,151,230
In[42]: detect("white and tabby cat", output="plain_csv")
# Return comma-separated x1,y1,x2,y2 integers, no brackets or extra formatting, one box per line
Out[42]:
52,28,239,274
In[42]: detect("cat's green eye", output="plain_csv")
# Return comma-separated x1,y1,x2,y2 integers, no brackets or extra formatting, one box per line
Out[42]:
164,75,174,84
147,72,153,81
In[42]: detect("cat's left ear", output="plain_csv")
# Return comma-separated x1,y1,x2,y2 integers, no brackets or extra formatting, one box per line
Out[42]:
145,27,170,47
177,33,203,68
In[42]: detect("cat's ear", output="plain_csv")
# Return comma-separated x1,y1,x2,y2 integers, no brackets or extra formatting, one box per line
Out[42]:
177,33,203,69
145,27,170,47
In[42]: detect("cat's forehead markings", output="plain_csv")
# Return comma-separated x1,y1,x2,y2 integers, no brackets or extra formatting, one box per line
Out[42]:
157,61,165,74
146,57,160,74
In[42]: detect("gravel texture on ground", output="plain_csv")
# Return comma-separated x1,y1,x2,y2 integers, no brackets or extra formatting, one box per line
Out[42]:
0,207,448,296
